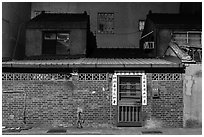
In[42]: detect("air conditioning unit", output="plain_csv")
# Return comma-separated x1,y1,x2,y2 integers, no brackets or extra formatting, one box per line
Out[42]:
144,42,155,49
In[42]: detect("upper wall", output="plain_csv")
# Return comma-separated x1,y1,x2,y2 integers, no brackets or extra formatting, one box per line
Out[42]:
31,2,180,49
2,2,31,59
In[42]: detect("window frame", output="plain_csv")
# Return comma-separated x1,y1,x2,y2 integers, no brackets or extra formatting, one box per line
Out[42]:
118,75,142,102
138,20,145,32
42,31,71,55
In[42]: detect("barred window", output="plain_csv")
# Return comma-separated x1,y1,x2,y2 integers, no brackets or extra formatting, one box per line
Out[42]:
97,12,114,34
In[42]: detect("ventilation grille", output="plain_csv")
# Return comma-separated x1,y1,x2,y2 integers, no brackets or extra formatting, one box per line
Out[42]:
2,73,71,81
78,73,107,81
152,73,182,81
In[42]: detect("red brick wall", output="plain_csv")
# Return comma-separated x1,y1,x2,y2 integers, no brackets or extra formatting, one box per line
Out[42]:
142,73,183,127
2,75,113,128
2,72,183,128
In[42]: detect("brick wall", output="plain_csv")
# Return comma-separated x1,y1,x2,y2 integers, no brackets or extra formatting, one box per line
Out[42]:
2,72,183,128
142,73,183,127
2,73,114,128
72,80,111,127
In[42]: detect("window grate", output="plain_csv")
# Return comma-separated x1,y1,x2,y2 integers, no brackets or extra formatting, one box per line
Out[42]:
2,73,71,81
152,73,181,81
78,73,107,81
97,12,114,34
119,106,141,122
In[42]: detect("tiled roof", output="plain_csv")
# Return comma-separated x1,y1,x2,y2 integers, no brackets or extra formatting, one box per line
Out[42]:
27,12,89,29
30,12,89,22
2,58,184,68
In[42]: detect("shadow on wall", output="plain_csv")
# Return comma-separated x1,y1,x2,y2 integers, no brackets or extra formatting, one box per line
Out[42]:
86,31,97,57
86,12,97,57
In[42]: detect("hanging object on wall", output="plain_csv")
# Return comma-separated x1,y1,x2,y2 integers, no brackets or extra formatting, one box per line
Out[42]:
142,74,147,105
112,74,117,105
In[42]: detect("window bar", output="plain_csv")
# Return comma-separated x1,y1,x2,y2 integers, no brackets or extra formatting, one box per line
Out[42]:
128,106,131,122
127,107,129,122
126,106,129,122
119,106,121,122
124,106,126,122
131,106,134,122
138,107,140,121
125,106,127,122
121,106,123,122
127,106,129,122
126,107,128,122
135,107,138,122
133,107,135,122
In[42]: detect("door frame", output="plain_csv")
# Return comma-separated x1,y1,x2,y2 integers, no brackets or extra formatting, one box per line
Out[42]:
117,75,142,127
112,71,147,127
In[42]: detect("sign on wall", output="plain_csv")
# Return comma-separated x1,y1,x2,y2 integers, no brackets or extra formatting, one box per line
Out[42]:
112,75,117,105
142,74,147,105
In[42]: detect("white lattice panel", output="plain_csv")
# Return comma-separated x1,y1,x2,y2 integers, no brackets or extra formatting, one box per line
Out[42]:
2,73,7,80
78,73,107,81
152,73,182,81
2,73,71,81
7,73,14,80
99,73,107,81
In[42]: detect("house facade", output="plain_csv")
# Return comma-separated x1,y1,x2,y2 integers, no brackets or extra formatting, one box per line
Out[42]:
2,2,202,128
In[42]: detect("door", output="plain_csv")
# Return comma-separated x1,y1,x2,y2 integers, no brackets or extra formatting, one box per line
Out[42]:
117,76,142,127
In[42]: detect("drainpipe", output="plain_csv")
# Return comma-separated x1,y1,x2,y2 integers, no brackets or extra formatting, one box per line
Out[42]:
23,91,27,124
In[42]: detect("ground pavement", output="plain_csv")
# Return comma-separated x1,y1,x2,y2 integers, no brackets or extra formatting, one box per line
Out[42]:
2,126,202,135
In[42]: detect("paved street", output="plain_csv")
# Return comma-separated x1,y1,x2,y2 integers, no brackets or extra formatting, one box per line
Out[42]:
2,127,202,135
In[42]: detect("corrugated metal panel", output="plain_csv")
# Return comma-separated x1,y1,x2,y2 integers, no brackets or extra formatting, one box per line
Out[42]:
2,58,184,68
